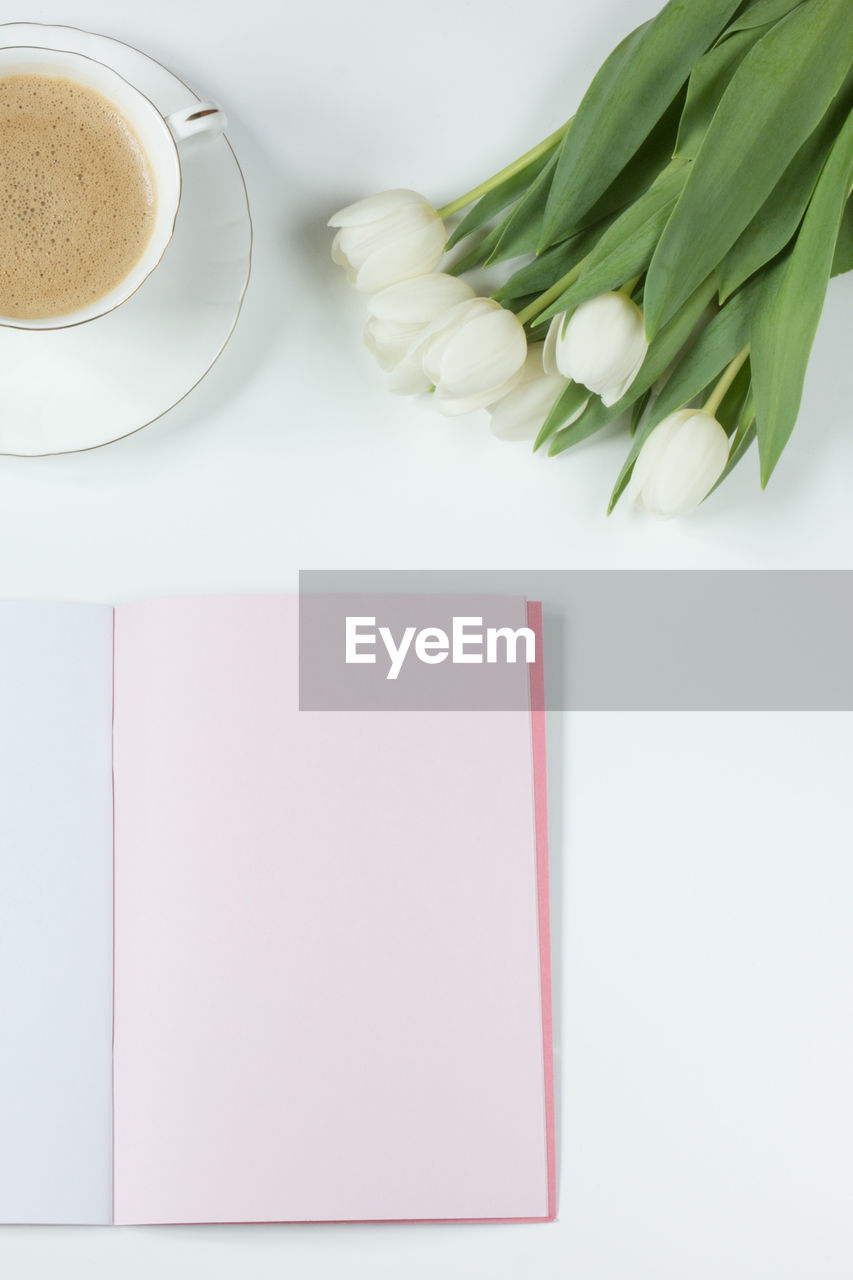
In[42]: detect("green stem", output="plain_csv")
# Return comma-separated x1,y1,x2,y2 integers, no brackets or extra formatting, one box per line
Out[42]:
703,345,750,416
515,259,586,327
620,275,642,298
437,119,572,220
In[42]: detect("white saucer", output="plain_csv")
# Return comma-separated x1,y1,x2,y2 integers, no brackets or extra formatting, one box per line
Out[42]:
0,24,252,456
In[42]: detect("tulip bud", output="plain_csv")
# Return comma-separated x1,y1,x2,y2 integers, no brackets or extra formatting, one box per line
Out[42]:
363,274,476,394
488,345,570,441
409,297,528,416
329,190,446,292
628,409,731,518
545,292,648,406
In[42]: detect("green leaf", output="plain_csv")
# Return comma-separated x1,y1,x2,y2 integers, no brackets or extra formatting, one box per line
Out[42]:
605,281,758,511
488,151,560,264
645,279,758,427
501,293,540,316
714,356,753,432
448,151,562,273
533,380,590,451
497,102,687,309
719,82,853,301
448,222,503,274
571,91,685,230
493,221,611,303
630,388,652,435
722,0,799,34
751,104,853,485
831,198,853,276
547,395,619,456
533,162,688,324
607,445,644,514
722,0,804,36
676,25,773,161
540,0,743,250
645,0,853,336
707,395,757,496
445,146,560,252
495,96,685,294
713,420,758,492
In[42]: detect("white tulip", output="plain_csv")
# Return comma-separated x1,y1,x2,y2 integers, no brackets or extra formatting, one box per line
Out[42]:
546,292,648,405
488,345,572,441
409,297,528,416
628,409,730,518
363,273,475,394
542,310,566,377
329,189,446,292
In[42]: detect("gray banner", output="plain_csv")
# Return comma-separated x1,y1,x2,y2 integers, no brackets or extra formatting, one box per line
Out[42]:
299,571,853,710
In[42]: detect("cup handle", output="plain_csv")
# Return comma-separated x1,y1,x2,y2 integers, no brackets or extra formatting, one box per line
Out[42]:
167,101,227,143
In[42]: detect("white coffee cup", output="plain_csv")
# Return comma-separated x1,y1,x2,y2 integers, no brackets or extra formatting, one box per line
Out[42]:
0,45,226,330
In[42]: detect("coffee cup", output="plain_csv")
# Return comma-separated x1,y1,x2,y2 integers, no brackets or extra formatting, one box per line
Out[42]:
0,45,226,330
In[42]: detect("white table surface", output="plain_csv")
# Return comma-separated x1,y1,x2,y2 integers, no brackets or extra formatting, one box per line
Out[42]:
2,1,852,1276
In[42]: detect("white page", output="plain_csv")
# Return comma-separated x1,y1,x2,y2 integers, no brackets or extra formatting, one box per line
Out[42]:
0,602,114,1225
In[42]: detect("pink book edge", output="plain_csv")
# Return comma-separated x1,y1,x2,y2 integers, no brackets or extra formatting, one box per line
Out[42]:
110,596,556,1226
527,599,557,1224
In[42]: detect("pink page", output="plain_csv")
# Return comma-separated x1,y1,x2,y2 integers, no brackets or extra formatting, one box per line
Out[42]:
112,595,554,1225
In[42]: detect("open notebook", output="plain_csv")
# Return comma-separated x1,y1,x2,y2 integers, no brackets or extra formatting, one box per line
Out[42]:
0,595,554,1225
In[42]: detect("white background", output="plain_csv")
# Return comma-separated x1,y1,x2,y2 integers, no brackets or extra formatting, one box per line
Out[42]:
1,0,853,1275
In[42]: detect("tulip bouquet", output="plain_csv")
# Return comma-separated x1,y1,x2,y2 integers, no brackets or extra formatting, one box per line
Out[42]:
330,0,853,517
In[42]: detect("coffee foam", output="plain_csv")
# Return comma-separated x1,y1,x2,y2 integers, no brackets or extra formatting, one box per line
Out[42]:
0,74,157,320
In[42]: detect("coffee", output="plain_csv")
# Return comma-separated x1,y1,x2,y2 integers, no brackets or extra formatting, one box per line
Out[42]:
0,74,156,320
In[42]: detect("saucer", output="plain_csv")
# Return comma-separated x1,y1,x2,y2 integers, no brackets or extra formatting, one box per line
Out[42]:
0,24,252,456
